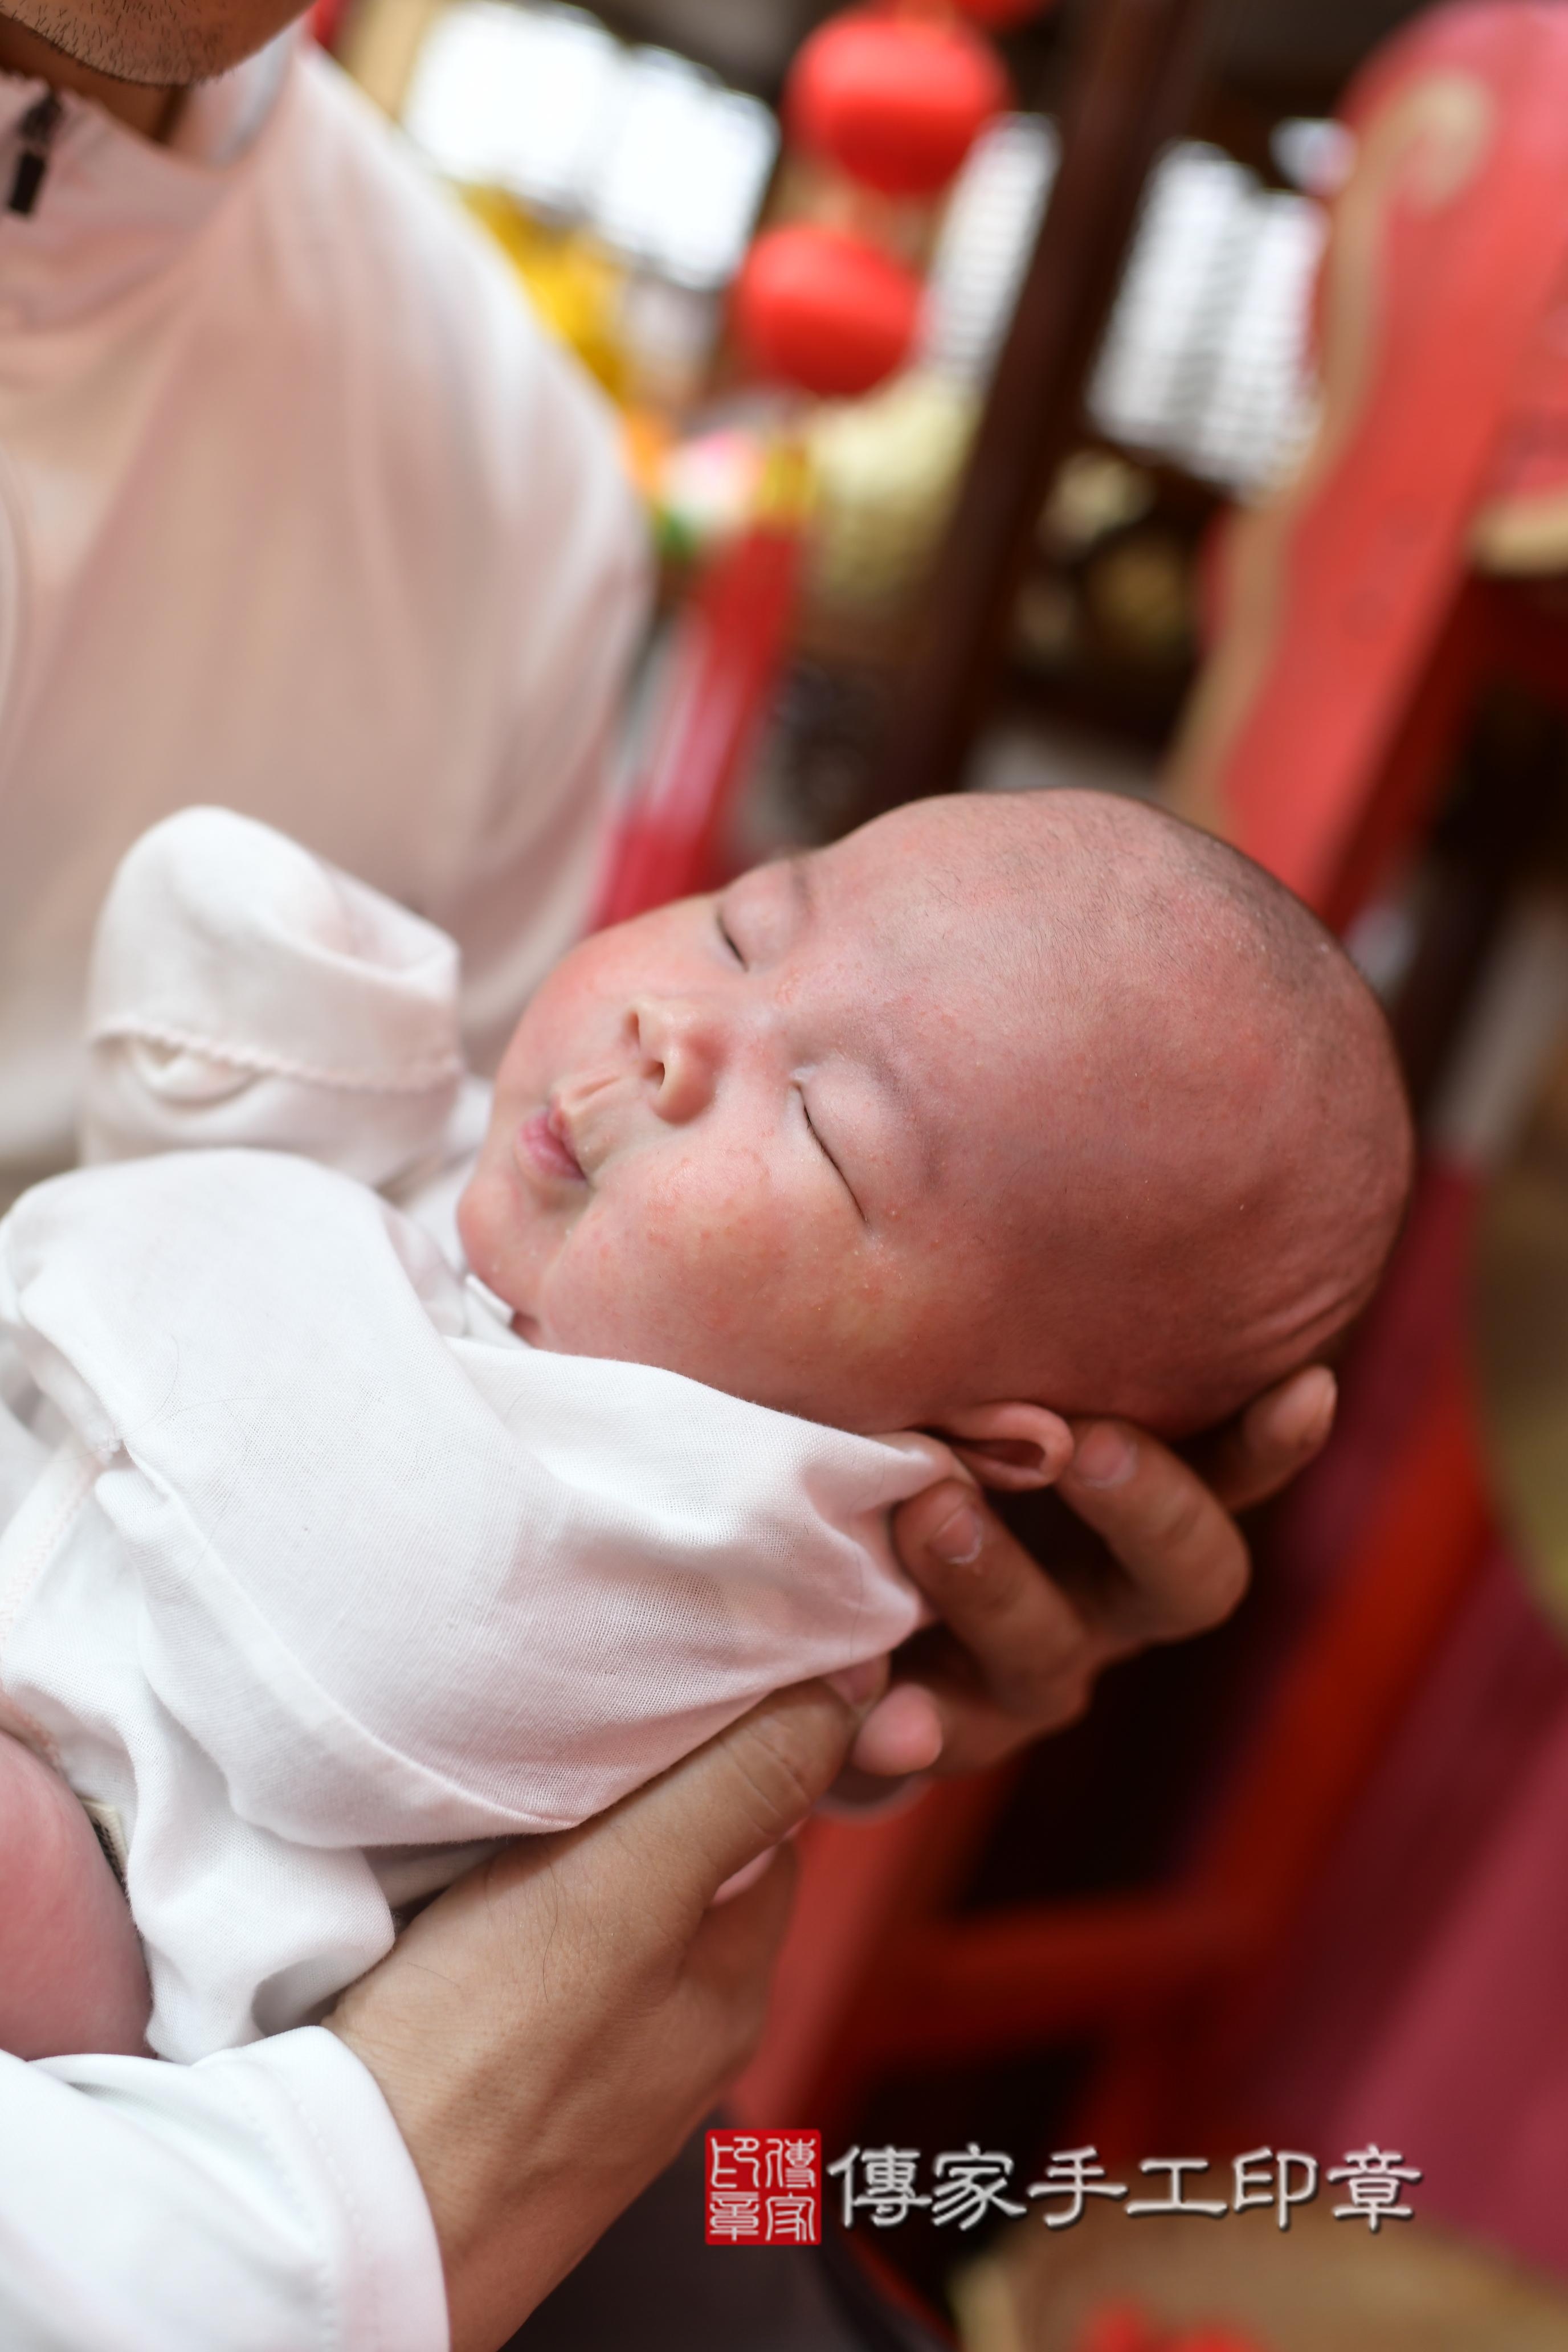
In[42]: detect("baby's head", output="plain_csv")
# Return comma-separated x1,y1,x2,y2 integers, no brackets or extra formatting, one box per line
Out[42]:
459,791,1412,1480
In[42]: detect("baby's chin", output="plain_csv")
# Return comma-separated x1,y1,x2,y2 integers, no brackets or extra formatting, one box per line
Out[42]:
453,1170,487,1272
454,1167,532,1320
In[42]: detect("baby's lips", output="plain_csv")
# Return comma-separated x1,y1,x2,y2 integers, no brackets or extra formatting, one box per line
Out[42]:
515,1105,585,1184
545,1097,586,1175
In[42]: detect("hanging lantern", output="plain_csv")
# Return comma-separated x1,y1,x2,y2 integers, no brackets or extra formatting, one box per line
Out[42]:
733,224,924,398
788,7,1011,198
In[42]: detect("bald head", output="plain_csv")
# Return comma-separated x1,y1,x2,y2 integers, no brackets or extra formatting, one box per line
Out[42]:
859,790,1413,1436
467,782,1411,1444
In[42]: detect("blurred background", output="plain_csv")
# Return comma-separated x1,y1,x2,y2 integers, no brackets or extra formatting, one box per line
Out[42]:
316,0,1568,2343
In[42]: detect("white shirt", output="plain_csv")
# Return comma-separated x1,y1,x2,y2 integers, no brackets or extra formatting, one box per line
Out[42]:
0,40,643,2343
1,808,940,2063
0,2032,447,2352
0,32,647,1197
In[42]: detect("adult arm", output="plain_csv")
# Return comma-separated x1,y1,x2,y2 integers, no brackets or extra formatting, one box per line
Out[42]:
0,1681,863,2352
329,1676,863,2352
858,1365,1338,1778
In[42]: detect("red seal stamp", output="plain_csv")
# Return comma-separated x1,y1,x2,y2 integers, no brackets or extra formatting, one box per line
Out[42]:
705,2129,822,2245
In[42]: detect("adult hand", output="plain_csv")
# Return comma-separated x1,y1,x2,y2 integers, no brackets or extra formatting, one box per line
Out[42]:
854,1365,1337,1780
329,1676,871,2352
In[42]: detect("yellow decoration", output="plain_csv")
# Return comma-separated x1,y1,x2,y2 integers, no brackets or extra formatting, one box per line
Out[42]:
459,188,627,397
805,370,976,615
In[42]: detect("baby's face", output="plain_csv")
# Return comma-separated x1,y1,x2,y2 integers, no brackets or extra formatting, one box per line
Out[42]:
459,814,1047,1434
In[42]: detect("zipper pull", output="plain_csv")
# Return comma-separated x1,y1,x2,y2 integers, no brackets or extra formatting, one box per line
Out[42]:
8,91,62,218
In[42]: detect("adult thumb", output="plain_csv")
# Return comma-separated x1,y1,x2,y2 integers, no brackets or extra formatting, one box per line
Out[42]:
619,1679,869,1930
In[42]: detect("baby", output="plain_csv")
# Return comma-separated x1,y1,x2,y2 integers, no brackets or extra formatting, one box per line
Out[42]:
0,790,1411,2067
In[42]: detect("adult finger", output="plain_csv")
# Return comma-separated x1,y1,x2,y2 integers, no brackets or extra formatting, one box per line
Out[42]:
891,1482,1098,1705
859,1484,1102,1765
847,1682,948,1779
619,1677,868,1930
1057,1419,1252,1642
683,1836,802,2047
851,1652,1097,1780
1195,1365,1337,1514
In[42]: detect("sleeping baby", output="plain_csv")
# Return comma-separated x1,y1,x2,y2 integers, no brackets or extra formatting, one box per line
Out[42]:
0,791,1412,2067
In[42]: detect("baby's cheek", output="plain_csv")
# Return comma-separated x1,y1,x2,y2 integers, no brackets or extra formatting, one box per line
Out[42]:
646,1149,797,1322
660,1179,914,1412
558,1150,817,1376
811,1256,922,1380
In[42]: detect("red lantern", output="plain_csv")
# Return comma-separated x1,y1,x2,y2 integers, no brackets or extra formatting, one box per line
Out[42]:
733,224,923,398
788,9,1011,198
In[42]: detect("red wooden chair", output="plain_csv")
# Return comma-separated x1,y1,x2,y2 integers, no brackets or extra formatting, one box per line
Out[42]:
1169,0,1568,926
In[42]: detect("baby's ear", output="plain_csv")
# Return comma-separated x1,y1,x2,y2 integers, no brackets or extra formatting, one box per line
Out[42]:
936,1402,1073,1492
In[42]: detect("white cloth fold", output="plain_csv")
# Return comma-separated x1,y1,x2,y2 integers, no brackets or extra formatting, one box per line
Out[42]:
83,807,467,1185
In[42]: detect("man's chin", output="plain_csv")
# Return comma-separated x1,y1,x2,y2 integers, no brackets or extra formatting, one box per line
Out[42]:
0,0,304,87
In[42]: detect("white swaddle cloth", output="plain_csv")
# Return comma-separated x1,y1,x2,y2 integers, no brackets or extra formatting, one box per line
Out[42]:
0,811,947,2063
80,805,469,1187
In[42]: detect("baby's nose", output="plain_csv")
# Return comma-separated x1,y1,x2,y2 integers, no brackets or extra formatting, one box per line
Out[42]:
630,998,721,1121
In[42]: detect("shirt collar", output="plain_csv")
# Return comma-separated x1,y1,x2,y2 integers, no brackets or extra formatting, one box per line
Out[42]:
169,27,293,170
0,28,297,328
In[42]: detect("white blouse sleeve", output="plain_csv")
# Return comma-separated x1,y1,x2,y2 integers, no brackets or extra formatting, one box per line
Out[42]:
78,808,467,1188
0,2028,449,2352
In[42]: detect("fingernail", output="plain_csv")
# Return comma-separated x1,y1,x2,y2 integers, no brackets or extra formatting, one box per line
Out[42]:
929,1499,983,1566
1283,1366,1337,1447
1073,1425,1136,1488
827,1661,883,1709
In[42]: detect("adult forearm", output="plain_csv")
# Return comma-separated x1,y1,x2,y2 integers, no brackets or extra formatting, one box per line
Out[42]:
330,1680,863,2352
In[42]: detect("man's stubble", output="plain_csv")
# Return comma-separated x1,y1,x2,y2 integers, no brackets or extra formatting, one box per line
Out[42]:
0,0,303,85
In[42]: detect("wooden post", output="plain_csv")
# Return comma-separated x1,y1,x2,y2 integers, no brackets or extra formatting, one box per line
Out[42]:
871,0,1228,811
